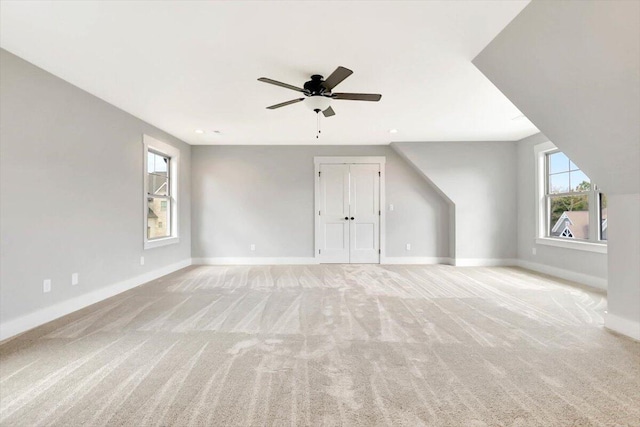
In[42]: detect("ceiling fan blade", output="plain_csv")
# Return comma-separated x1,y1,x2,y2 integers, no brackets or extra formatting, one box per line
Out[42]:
266,98,305,109
258,77,305,93
322,106,336,117
333,93,382,102
322,66,353,90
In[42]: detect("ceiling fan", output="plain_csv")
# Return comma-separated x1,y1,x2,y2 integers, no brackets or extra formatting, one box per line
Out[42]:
258,66,382,117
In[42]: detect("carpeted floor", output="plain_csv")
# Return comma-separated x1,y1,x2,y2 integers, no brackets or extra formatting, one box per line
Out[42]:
1,264,639,426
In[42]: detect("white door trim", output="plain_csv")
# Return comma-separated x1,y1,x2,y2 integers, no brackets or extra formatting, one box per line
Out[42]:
314,156,386,263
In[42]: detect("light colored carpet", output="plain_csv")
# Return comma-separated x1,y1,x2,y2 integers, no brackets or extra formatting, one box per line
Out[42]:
1,265,639,426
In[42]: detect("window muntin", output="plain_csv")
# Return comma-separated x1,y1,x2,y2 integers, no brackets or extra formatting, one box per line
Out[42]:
547,151,591,194
544,150,606,243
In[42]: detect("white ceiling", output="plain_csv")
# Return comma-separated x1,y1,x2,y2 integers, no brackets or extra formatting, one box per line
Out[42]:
0,1,538,145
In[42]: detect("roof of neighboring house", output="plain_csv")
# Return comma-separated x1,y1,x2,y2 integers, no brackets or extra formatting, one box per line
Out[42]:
552,211,589,239
148,208,158,219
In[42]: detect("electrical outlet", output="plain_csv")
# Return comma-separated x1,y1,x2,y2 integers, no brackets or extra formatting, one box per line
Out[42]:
532,248,537,255
71,273,79,285
250,244,256,251
43,279,51,293
140,256,145,266
389,204,394,211
406,243,411,251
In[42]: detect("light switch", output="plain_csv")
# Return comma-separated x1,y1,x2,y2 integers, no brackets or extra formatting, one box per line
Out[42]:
389,204,394,211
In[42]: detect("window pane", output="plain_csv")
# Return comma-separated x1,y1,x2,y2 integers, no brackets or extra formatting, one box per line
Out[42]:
549,195,589,240
549,172,570,194
148,173,169,196
570,171,591,192
148,198,170,239
600,193,608,241
147,152,156,173
569,160,579,171
549,152,570,174
149,152,169,175
156,155,168,173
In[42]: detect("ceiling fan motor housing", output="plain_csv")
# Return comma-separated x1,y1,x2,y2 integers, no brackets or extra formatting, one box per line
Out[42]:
304,75,329,96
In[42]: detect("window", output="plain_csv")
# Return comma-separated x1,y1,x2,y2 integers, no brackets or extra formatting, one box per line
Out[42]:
143,135,179,249
147,151,171,239
536,142,607,253
546,151,591,240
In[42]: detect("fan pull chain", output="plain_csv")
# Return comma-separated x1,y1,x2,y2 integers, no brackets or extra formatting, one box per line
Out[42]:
316,110,321,139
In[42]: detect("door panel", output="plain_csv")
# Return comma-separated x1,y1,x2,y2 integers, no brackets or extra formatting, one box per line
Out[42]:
349,164,380,263
354,223,375,249
324,168,347,214
319,164,350,263
325,223,347,249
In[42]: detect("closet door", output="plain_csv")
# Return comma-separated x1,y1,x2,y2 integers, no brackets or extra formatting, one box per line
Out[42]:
349,164,380,263
318,164,350,263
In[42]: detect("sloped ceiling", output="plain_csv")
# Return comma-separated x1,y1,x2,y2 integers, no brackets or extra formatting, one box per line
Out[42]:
474,0,640,195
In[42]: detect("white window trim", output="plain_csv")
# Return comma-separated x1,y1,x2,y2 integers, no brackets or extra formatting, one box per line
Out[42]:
143,135,180,250
534,141,607,254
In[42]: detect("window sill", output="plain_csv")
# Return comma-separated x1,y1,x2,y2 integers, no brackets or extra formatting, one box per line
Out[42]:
144,236,179,250
535,237,607,254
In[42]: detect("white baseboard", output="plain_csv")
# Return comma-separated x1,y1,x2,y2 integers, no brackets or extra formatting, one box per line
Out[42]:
605,313,640,341
516,259,607,290
454,258,517,267
0,259,192,342
192,257,319,265
381,257,452,265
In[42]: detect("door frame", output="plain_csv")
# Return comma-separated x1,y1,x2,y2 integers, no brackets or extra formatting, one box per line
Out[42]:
314,156,386,263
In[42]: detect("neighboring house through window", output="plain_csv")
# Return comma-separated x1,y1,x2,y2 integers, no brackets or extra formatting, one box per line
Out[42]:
143,135,179,249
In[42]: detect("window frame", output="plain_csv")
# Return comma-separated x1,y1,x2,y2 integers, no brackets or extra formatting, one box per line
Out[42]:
534,142,606,254
143,135,180,250
598,192,608,242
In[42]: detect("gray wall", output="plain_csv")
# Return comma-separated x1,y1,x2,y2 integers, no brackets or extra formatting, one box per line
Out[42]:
391,141,518,261
473,0,640,196
516,133,607,281
0,49,192,324
191,145,450,259
607,194,640,324
473,0,639,335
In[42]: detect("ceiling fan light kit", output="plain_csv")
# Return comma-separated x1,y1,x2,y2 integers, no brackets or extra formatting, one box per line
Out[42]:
258,66,382,138
304,95,332,113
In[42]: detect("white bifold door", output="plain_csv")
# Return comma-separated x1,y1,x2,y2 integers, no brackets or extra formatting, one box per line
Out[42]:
318,163,380,263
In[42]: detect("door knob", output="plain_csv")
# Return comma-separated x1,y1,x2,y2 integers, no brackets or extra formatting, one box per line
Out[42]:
344,217,349,220
350,217,354,220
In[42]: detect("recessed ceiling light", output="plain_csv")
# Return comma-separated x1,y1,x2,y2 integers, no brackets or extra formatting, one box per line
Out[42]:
389,129,398,134
194,129,205,134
